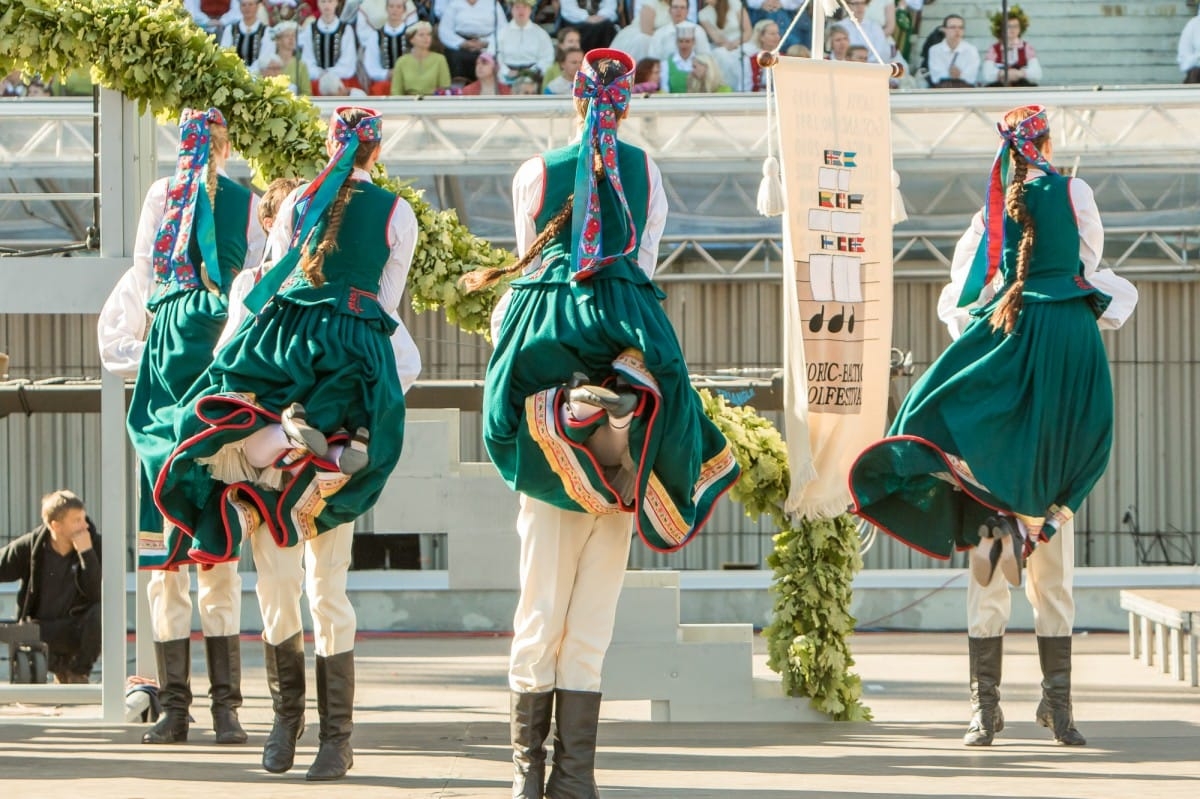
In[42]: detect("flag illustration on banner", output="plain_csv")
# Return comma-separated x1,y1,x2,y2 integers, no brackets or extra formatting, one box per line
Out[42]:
819,191,834,207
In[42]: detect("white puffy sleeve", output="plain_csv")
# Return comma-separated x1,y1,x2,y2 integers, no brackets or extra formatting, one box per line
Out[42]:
936,210,990,340
490,155,545,342
1070,177,1137,329
97,178,169,376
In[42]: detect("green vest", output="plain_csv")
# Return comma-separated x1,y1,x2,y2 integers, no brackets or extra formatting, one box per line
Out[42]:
278,179,398,328
535,141,651,278
667,58,690,94
151,174,252,307
997,172,1109,313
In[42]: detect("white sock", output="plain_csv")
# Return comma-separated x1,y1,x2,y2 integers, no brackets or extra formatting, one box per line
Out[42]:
243,424,291,468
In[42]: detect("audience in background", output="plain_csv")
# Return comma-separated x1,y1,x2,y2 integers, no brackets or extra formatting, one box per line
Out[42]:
1177,4,1200,84
981,6,1041,87
926,13,979,88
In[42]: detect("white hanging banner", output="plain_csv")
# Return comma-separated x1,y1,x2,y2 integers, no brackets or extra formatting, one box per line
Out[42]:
775,57,895,520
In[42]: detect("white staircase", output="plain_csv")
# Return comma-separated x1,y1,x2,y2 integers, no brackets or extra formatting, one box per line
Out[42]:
604,571,827,722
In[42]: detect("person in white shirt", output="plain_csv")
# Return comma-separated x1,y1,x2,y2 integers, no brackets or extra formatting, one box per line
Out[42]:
559,0,621,52
926,13,979,88
219,0,277,73
437,0,507,81
361,0,419,93
650,1,710,62
835,0,892,65
495,0,556,83
1177,7,1200,83
301,0,362,94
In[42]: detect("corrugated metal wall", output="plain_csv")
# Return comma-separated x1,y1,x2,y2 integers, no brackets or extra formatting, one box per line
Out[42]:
2,276,1194,568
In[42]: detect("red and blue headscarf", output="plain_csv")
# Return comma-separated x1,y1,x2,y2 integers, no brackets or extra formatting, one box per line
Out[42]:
246,107,383,312
153,107,226,290
957,105,1056,307
571,48,637,281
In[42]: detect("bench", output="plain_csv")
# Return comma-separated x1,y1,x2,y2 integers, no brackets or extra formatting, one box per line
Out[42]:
1119,589,1200,688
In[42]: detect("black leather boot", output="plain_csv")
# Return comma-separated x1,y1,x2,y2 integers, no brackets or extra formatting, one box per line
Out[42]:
512,691,555,799
262,633,307,773
143,638,192,744
1036,635,1087,745
205,635,248,744
545,689,602,799
963,636,1004,746
306,650,355,781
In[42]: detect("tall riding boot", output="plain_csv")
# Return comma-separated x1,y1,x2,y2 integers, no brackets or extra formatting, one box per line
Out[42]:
143,638,192,744
262,633,307,773
511,691,555,799
1036,635,1087,745
963,636,1004,746
306,650,355,781
205,635,248,744
544,689,602,799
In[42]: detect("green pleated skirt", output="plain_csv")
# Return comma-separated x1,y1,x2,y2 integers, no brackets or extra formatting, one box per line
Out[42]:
155,298,406,562
483,258,739,552
130,289,227,570
850,295,1113,558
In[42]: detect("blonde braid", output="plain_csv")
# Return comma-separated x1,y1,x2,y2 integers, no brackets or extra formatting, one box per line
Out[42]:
989,157,1033,334
459,195,575,293
299,179,355,288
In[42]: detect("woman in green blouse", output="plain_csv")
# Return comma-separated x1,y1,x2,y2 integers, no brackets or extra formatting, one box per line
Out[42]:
389,21,452,96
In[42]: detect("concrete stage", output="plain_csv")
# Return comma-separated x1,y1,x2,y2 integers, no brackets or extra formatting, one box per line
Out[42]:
1,631,1198,798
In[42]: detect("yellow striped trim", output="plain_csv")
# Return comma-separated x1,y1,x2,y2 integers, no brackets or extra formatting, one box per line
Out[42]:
526,389,619,515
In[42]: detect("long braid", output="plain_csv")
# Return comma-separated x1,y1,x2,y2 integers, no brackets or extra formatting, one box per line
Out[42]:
462,57,628,295
198,123,228,294
989,157,1033,334
459,195,574,293
299,178,355,288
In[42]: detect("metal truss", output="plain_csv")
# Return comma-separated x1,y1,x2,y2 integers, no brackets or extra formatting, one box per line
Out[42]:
3,90,1198,275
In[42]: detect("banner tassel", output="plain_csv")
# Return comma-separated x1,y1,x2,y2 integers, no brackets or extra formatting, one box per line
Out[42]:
757,62,785,218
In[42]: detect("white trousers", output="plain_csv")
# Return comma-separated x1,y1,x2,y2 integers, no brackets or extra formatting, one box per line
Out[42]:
509,494,634,693
250,522,357,657
967,519,1075,638
147,562,242,642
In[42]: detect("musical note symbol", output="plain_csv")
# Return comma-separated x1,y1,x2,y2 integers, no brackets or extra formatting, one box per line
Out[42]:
847,307,856,334
808,305,825,333
827,306,845,334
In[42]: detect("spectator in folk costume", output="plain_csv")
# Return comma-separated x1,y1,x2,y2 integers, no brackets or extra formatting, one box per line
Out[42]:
186,0,242,35
981,6,1042,88
650,2,711,62
463,51,513,94
849,105,1138,749
97,107,266,746
460,47,740,797
391,21,453,95
302,0,362,95
260,20,311,93
543,46,584,94
559,0,621,52
1180,6,1200,84
609,0,673,62
362,0,418,94
660,22,702,93
154,106,420,780
926,13,979,88
742,17,779,92
219,0,277,72
438,0,507,82
0,491,101,685
495,0,556,86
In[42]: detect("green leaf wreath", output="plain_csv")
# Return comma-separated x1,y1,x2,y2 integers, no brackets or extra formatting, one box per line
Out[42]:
2,0,868,720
